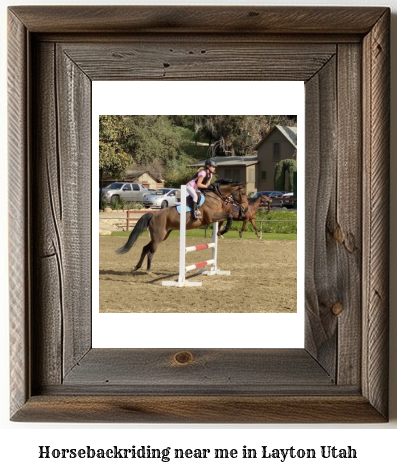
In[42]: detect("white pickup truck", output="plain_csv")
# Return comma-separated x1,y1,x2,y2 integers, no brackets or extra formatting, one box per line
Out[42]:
101,182,152,204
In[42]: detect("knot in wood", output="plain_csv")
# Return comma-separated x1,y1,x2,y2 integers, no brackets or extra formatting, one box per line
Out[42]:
333,225,344,244
174,351,194,365
331,302,344,316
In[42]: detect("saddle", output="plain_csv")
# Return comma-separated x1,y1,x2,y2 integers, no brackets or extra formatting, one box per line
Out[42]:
187,191,204,207
176,192,206,214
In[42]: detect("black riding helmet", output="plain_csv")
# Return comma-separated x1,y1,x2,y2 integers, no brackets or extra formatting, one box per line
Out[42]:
205,159,217,168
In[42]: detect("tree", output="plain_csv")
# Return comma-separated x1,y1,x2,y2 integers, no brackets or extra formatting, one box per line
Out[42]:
192,115,297,157
163,158,196,188
123,115,181,166
99,115,132,178
274,159,297,192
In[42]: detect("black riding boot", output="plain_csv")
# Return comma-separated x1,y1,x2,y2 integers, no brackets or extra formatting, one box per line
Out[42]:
192,201,201,220
192,201,198,220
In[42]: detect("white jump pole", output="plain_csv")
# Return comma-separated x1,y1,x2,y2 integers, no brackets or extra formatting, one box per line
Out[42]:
162,185,230,287
199,221,230,277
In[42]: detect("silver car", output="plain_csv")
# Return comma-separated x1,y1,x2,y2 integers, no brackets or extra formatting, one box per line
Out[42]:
101,182,151,203
142,188,178,209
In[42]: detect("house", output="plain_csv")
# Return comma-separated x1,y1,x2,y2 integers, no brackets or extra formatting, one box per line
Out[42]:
254,125,297,191
189,125,297,193
124,170,164,190
188,156,258,194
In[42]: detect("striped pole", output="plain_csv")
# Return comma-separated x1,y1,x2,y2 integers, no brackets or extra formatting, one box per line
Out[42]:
185,243,215,253
185,259,215,273
162,185,230,287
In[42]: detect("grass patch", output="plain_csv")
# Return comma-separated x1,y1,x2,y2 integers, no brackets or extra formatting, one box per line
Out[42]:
105,229,296,241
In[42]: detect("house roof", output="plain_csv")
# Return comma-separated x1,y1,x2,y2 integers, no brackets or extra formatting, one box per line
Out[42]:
125,170,163,183
188,156,258,167
255,125,297,150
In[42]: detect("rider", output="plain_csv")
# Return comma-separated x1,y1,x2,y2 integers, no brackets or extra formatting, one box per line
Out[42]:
186,159,217,219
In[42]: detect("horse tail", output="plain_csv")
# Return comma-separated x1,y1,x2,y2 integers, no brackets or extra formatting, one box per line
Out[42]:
116,213,153,254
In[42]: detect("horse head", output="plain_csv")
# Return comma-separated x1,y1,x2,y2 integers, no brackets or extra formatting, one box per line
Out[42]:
260,194,271,203
206,179,248,209
230,183,248,207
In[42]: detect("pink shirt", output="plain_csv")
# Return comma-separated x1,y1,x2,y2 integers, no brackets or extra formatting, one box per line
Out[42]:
188,170,212,190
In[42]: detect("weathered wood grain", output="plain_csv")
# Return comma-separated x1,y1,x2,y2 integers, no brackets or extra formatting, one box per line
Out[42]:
31,42,92,387
8,10,29,419
9,6,387,34
8,6,390,423
60,42,336,81
31,42,63,389
12,396,385,424
304,56,339,378
62,349,333,391
335,43,362,386
305,43,364,386
362,9,390,419
56,45,92,376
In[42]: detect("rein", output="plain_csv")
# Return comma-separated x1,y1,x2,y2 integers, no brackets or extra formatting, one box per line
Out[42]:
229,189,249,216
204,185,245,206
206,186,248,216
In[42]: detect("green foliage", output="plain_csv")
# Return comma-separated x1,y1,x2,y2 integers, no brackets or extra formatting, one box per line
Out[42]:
173,126,209,160
274,159,297,192
163,158,197,188
123,115,181,166
109,230,297,240
229,210,297,234
168,115,195,129
109,196,125,210
105,198,144,211
98,115,297,187
99,116,132,178
193,115,297,156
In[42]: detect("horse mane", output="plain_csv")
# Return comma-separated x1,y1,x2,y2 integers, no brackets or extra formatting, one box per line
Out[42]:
204,179,243,193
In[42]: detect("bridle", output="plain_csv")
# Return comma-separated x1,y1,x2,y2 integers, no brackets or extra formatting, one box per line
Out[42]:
226,186,249,215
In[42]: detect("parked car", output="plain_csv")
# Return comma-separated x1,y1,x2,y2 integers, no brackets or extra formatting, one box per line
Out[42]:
142,188,179,209
249,190,286,208
281,192,295,209
101,182,151,204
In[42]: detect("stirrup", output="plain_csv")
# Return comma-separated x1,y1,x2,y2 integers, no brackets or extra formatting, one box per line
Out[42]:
194,209,202,219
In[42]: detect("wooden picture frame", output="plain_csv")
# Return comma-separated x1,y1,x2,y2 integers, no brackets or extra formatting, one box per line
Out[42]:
8,6,390,423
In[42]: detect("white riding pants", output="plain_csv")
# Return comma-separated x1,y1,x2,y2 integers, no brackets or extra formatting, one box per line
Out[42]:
186,184,198,202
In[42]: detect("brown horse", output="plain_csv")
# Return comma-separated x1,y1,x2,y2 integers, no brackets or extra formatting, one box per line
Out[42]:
219,193,270,239
116,180,248,271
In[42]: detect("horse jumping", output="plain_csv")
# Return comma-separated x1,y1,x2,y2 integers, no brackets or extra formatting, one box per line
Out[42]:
116,179,248,272
162,185,230,287
220,193,270,239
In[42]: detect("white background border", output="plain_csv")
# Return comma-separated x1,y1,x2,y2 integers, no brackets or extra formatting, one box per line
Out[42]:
93,81,304,348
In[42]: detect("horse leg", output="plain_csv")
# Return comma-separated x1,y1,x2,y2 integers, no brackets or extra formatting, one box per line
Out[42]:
218,214,233,235
239,220,248,239
144,228,171,271
217,222,225,237
132,243,151,271
146,239,162,271
250,219,260,238
163,230,172,241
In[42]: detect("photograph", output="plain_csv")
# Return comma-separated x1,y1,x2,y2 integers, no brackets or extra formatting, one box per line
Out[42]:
98,115,298,314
